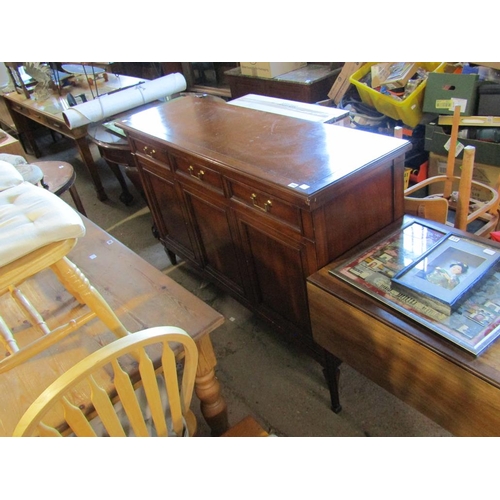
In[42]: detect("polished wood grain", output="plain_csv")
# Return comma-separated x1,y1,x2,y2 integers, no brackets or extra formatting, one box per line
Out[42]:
118,95,411,356
307,216,500,436
0,217,227,437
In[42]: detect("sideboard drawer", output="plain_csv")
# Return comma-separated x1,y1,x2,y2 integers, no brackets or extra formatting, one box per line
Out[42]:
172,153,224,195
228,179,301,231
130,137,170,165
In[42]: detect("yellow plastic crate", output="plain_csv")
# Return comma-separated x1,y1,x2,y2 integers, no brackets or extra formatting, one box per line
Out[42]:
349,62,444,128
404,168,412,190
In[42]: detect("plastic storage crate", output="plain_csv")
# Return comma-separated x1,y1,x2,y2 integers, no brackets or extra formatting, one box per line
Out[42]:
349,62,443,128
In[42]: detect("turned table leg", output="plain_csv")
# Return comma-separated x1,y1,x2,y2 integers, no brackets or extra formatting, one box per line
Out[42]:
74,136,108,202
194,334,229,436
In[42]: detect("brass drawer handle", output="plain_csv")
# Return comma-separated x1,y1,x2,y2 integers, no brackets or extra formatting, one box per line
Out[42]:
251,193,272,212
188,165,205,180
143,146,156,158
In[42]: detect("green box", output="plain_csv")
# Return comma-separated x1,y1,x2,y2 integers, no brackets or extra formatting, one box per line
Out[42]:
423,73,478,115
424,122,500,166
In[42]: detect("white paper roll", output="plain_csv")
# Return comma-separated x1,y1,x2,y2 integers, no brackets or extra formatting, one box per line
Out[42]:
62,72,187,129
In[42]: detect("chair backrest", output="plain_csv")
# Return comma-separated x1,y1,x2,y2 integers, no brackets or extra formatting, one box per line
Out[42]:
403,196,449,224
13,326,199,437
403,105,500,236
4,63,32,99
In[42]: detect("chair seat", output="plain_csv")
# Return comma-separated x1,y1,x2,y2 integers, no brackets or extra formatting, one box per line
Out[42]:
0,180,85,267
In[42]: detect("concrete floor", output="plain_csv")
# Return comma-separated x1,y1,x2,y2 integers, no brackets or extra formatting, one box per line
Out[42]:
22,129,452,437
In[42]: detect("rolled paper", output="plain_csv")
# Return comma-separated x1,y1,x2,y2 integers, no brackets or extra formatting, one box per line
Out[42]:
62,73,187,129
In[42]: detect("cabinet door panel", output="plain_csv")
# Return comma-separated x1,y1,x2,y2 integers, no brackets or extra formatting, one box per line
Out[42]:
183,188,245,296
139,162,197,262
237,216,312,336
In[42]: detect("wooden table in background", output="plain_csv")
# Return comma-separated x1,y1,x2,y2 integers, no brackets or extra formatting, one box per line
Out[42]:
224,64,341,103
0,218,228,437
307,216,500,436
2,74,145,203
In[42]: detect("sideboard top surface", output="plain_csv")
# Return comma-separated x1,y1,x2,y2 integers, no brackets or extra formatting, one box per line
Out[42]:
120,96,411,196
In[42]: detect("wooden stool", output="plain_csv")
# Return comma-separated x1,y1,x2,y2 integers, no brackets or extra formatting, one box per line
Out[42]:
87,122,141,205
221,416,270,437
30,160,87,216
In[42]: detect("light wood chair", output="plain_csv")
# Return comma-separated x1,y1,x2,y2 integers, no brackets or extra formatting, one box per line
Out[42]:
402,107,500,237
13,326,271,437
0,163,129,374
13,326,199,437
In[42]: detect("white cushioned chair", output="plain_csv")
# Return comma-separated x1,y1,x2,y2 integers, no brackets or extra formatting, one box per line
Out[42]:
0,161,129,373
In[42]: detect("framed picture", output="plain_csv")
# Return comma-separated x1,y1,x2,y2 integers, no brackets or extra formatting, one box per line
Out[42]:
391,234,500,316
330,217,500,355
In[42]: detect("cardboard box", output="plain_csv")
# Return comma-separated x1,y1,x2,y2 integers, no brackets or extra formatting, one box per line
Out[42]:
471,62,500,71
427,152,500,201
425,122,500,166
0,131,25,157
328,62,364,104
423,72,479,115
239,62,307,79
478,83,500,116
370,62,418,89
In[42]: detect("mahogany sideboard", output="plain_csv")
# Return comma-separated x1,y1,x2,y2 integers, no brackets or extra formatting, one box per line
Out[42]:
118,95,411,356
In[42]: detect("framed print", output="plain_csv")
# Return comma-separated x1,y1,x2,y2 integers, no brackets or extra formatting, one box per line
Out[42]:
330,218,500,355
391,234,500,316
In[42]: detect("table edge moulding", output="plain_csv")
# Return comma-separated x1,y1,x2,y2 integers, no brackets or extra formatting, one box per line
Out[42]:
117,95,411,359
